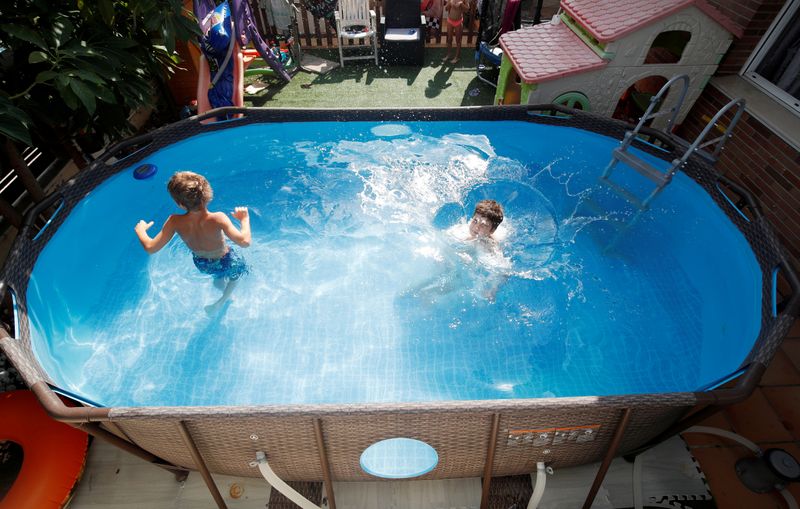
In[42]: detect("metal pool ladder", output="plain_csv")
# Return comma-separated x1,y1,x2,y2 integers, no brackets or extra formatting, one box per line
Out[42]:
600,74,745,210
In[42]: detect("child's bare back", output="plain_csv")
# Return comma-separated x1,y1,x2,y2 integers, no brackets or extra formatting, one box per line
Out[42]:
135,171,251,313
169,208,248,258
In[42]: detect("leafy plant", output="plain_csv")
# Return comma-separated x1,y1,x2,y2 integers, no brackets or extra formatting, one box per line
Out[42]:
0,0,199,162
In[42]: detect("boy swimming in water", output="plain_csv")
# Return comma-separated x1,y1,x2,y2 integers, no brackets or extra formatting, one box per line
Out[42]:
135,171,251,313
406,199,508,302
467,199,504,240
466,200,508,301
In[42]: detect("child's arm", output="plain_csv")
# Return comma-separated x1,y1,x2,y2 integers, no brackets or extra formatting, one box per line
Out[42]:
218,206,251,247
135,216,177,254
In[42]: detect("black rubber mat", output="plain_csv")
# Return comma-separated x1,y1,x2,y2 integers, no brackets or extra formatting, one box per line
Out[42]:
266,481,323,508
484,475,533,509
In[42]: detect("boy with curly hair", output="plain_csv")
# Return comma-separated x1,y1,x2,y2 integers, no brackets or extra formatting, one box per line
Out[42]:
135,171,251,313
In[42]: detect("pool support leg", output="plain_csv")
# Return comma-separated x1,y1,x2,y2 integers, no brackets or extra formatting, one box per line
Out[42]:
313,418,337,509
581,407,632,509
479,412,501,509
623,362,767,460
623,404,722,462
26,380,189,480
178,420,228,509
76,422,189,481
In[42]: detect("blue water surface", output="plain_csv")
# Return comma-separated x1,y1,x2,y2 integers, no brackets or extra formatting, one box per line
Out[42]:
26,121,762,407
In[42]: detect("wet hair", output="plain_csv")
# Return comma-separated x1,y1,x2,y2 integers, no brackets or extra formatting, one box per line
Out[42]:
167,171,213,211
473,199,504,231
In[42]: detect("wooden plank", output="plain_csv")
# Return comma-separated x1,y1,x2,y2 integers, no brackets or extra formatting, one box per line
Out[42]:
313,16,323,46
300,4,312,47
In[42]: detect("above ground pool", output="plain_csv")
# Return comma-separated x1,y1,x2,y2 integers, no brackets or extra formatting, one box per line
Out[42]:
22,114,762,408
2,107,795,483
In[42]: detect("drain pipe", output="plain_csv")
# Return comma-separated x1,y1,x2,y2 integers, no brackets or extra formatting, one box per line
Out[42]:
253,451,322,509
631,426,799,509
527,461,551,509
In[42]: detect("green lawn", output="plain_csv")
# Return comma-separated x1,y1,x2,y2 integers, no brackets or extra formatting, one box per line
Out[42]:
244,48,497,108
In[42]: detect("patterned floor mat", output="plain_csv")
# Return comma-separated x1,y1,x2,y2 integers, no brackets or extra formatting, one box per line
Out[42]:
267,480,323,508
483,474,533,509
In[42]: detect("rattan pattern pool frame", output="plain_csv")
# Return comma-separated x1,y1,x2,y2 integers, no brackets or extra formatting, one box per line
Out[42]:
1,105,798,497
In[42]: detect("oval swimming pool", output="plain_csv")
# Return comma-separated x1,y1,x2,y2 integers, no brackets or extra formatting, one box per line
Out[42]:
26,117,760,408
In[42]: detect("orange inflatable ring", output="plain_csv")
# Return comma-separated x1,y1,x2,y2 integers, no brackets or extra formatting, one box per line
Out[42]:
0,390,89,509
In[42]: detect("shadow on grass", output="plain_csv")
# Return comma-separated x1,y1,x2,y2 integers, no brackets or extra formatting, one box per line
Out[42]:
243,48,495,108
425,62,454,98
461,76,496,106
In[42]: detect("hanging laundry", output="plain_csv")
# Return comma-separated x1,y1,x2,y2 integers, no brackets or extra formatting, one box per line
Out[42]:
301,0,338,26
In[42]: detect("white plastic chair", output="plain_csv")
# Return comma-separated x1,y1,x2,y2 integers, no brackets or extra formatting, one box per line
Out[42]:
334,0,378,66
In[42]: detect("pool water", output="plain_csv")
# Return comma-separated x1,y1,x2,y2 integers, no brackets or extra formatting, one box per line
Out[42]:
27,121,762,407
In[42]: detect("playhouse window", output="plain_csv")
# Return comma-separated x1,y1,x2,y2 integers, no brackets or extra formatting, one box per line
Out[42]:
612,76,668,125
553,92,591,111
644,31,691,64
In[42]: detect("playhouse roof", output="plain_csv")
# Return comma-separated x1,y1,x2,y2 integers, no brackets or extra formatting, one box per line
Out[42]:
560,0,744,43
499,22,607,84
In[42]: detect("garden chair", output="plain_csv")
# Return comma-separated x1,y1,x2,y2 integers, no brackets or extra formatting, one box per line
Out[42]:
380,0,425,66
334,0,378,66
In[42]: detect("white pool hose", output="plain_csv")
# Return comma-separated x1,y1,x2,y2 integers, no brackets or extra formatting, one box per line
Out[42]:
783,490,800,509
527,461,549,509
254,451,321,509
629,426,798,509
685,426,761,454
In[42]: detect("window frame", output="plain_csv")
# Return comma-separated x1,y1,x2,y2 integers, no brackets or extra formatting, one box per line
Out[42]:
740,0,800,115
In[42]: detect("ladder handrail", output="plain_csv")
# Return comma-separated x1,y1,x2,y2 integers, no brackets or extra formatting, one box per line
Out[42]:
626,74,690,144
602,77,744,212
668,98,746,178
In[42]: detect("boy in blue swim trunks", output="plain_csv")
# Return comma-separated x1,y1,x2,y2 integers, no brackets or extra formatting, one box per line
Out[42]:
135,171,251,313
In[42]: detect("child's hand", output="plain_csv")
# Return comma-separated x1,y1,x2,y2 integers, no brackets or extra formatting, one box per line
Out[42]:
231,206,249,221
135,220,154,235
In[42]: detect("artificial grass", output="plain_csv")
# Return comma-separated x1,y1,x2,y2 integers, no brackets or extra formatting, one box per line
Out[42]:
243,47,497,109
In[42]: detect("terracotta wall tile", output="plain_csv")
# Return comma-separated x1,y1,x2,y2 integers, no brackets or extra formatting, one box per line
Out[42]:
724,388,793,442
690,446,786,508
759,348,800,386
760,386,800,440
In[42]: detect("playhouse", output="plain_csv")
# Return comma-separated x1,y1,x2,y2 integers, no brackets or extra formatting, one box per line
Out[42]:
494,0,743,129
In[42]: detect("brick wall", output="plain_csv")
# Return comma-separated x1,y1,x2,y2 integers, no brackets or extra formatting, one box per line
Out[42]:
708,0,787,74
677,85,800,264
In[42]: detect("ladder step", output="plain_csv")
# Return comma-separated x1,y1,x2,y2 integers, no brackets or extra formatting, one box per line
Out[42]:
612,148,668,184
671,136,717,164
644,109,675,120
581,196,625,231
699,135,726,149
599,176,648,210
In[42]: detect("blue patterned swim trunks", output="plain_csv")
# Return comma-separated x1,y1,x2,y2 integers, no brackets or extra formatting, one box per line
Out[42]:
192,248,248,280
